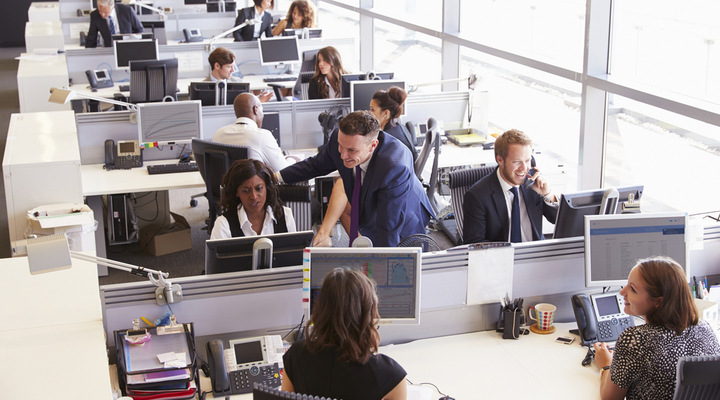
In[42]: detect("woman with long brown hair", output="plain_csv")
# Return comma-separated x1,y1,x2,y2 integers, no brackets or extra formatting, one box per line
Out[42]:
308,46,349,100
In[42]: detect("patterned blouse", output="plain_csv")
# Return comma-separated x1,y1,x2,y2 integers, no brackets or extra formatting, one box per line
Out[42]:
610,319,720,400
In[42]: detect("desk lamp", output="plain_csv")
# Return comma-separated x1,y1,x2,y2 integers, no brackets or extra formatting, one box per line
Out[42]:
206,19,262,52
121,0,167,20
48,87,138,112
407,70,478,93
15,233,183,305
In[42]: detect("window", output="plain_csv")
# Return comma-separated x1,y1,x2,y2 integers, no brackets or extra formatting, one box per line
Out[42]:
370,0,442,31
317,2,360,71
374,20,441,90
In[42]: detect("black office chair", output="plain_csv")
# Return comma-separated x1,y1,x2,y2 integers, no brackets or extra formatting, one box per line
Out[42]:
253,383,342,400
673,354,720,400
397,233,440,252
292,49,318,100
277,182,313,231
129,58,179,103
191,139,249,233
440,163,498,245
414,118,439,181
425,119,442,216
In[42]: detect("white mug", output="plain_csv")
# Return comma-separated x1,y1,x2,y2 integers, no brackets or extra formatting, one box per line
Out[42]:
528,303,557,331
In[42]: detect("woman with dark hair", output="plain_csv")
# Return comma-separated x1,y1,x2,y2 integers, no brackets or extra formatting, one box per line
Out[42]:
370,86,417,161
233,0,274,42
210,159,296,239
282,268,407,400
308,46,349,100
272,0,317,37
594,256,720,400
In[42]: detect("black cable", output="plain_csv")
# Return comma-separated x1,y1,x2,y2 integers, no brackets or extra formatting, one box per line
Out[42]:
581,346,594,366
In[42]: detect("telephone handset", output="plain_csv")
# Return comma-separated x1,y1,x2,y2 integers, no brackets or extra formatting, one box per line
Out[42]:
571,292,634,347
86,69,113,90
206,335,283,396
104,139,143,170
522,156,538,190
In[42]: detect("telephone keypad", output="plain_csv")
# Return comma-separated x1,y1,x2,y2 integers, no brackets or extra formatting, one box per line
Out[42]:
229,363,280,394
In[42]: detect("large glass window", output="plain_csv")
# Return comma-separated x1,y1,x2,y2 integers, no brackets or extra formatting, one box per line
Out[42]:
459,0,586,71
460,47,582,194
370,0,443,32
317,2,360,71
612,1,720,105
374,20,442,90
604,95,720,213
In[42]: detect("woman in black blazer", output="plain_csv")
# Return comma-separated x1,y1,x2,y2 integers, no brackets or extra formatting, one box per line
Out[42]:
233,0,274,41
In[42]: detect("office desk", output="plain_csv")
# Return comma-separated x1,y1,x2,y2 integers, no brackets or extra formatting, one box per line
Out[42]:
200,322,599,400
81,160,205,196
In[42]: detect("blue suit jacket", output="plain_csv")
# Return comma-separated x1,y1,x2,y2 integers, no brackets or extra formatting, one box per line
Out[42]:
462,168,557,244
280,129,434,247
233,7,273,41
85,4,144,48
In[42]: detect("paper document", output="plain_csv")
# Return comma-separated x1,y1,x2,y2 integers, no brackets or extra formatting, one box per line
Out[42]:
466,245,515,305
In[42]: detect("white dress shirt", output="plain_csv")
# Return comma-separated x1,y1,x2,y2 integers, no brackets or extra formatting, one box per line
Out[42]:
253,8,266,38
210,205,296,239
496,168,533,242
212,117,291,172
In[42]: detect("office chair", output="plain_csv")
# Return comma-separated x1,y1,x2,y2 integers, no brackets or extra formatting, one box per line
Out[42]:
129,58,179,103
397,233,440,252
253,383,342,400
414,119,438,181
292,49,318,100
673,354,720,400
277,182,313,231
440,163,498,245
426,120,442,216
191,139,249,233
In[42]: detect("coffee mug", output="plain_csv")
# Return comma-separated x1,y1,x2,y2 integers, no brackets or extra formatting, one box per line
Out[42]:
528,303,556,331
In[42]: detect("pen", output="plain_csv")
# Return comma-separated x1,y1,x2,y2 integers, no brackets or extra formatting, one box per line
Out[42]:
141,316,155,327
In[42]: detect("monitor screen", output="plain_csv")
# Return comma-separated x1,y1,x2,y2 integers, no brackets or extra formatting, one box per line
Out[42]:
184,0,207,4
282,28,322,39
341,73,395,98
188,81,250,106
114,39,159,69
258,36,301,66
350,80,406,116
205,231,314,275
137,100,203,145
553,186,644,239
584,212,688,288
304,247,422,325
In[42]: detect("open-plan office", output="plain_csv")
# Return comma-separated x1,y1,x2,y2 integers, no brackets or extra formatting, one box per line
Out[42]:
3,1,720,400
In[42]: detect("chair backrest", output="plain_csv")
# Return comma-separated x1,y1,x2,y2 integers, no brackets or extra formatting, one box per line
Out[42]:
129,58,178,103
673,354,720,400
191,139,249,230
449,163,498,244
397,233,440,252
277,183,313,231
293,49,318,100
253,383,340,400
414,129,435,180
426,128,441,215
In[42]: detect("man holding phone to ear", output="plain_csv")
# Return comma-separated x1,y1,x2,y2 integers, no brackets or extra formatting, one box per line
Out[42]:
462,129,558,244
205,47,273,102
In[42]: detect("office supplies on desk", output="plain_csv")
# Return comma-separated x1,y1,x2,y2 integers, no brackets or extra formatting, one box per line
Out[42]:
104,139,143,170
263,76,296,82
528,303,557,334
86,69,113,89
445,128,488,147
497,296,527,339
147,163,198,175
182,28,202,43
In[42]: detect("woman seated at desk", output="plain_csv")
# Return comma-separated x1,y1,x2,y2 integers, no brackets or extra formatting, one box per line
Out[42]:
282,268,408,400
234,0,274,42
308,46,349,100
272,0,317,37
210,159,296,239
594,256,720,400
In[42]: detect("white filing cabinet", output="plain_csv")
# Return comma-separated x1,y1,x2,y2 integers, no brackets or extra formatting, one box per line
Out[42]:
25,21,65,54
3,111,84,248
28,2,61,22
17,53,70,113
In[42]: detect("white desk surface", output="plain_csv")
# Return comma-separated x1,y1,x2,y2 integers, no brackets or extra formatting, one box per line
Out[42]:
203,322,599,400
81,160,205,196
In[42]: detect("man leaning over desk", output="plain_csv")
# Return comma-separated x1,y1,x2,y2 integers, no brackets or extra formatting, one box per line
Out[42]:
85,0,143,48
462,129,558,244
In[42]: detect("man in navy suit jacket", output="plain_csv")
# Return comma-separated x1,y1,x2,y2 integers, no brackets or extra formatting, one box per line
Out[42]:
462,129,558,244
85,0,143,48
278,111,434,247
233,1,274,41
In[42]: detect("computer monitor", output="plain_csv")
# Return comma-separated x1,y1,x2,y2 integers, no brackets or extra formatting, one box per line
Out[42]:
262,112,280,146
129,58,179,103
553,185,644,239
112,33,153,41
205,231,314,275
304,247,422,325
184,0,206,4
141,21,167,45
137,100,203,145
340,73,395,98
257,36,301,66
350,80,406,115
282,28,322,39
584,212,688,288
189,81,250,106
114,39,159,69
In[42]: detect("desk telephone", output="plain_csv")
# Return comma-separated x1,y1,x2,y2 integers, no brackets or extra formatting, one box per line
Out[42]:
206,335,283,396
104,139,143,170
571,292,635,347
86,69,113,90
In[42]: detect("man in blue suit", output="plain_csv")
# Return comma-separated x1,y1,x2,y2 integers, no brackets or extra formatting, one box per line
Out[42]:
85,0,144,48
462,129,558,244
278,111,434,247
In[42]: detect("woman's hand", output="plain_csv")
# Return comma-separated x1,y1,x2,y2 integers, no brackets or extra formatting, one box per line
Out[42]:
313,230,332,247
593,342,613,369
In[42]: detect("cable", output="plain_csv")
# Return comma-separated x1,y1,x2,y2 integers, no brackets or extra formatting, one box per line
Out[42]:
405,378,448,397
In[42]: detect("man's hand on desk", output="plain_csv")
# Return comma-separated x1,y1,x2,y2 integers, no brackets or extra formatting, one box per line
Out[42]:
258,90,273,103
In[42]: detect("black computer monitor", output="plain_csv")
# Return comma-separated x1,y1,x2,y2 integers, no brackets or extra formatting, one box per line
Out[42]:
584,212,687,288
282,28,322,39
129,58,179,103
112,33,153,41
340,72,394,98
184,0,206,4
205,231,314,275
553,185,644,239
189,81,250,106
141,21,167,45
304,247,422,325
262,112,280,146
350,80,406,115
258,36,301,66
114,39,159,69
137,100,203,145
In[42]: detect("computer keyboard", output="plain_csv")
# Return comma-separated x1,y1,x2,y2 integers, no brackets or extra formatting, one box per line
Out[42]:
263,76,295,82
147,163,198,175
119,85,130,91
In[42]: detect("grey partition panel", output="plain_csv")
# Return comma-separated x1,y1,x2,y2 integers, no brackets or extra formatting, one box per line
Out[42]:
404,91,470,129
